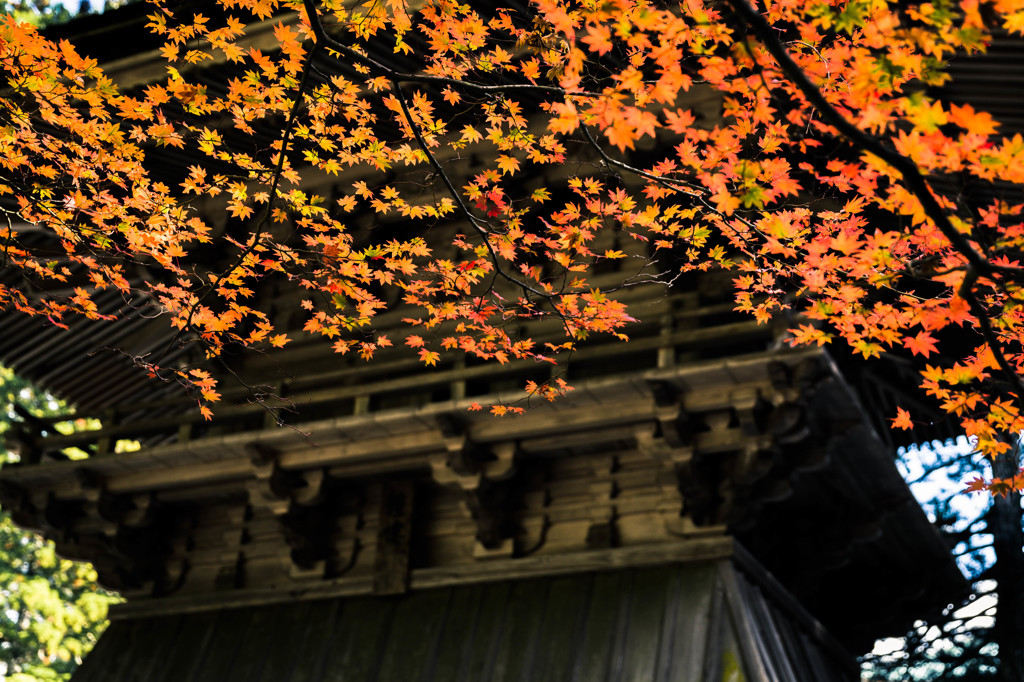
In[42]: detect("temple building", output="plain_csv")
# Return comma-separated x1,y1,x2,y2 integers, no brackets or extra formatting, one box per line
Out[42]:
0,3,980,680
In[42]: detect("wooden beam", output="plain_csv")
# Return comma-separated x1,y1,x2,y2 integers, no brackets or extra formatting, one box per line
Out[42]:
372,480,416,595
108,535,734,620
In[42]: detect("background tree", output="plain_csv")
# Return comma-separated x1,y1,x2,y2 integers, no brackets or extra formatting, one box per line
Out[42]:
3,1,82,27
1,0,136,27
862,436,1024,681
0,366,118,682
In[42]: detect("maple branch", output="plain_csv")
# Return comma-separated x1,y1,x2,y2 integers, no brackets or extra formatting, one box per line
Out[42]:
731,0,1024,423
725,0,1022,283
903,451,986,486
961,271,1024,397
0,212,13,273
388,79,558,305
161,43,320,365
576,124,703,198
575,124,770,263
302,0,596,99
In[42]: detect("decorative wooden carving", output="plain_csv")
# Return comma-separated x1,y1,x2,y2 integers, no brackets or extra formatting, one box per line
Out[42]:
648,380,692,449
245,442,342,579
215,506,248,591
245,443,292,515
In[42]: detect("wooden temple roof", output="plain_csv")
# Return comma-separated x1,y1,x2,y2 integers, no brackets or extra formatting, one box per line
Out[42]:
0,310,966,650
72,556,857,682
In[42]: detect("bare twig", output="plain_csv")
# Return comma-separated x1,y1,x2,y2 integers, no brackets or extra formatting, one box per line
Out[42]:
302,0,600,99
388,79,562,304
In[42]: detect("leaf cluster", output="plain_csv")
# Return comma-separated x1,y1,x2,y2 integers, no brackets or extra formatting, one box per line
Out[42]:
0,0,1023,490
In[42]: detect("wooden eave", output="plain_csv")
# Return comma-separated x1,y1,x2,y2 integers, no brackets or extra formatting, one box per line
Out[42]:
0,344,966,650
1,348,792,495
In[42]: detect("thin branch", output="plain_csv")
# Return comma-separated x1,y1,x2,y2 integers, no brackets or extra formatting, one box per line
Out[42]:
388,79,556,303
577,124,703,197
302,0,598,98
955,265,1024,396
965,289,1024,396
575,123,770,262
0,212,13,272
158,43,321,365
904,450,989,486
724,0,1024,282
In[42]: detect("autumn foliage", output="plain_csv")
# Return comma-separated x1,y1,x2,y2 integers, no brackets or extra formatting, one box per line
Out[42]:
2,0,1024,486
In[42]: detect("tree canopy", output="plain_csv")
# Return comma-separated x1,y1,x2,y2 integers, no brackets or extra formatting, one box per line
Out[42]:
1,0,1024,488
0,366,117,681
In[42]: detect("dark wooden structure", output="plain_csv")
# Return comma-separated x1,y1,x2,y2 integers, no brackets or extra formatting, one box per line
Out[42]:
0,5,971,680
0,272,965,679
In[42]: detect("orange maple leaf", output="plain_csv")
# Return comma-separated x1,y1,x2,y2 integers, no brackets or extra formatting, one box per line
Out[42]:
963,477,989,494
891,407,914,430
581,24,613,55
904,331,938,357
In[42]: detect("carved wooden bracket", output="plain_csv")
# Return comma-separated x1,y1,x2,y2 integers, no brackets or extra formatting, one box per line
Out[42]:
586,454,618,549
215,507,247,590
430,418,519,556
648,380,693,449
518,480,550,556
640,379,791,529
244,442,352,581
635,423,703,537
7,463,186,596
246,443,292,515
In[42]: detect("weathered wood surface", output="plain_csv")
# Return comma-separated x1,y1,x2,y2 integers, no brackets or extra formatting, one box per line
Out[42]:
372,479,415,595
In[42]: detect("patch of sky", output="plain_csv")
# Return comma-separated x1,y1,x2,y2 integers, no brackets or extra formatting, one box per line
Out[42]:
897,435,993,578
868,435,1000,661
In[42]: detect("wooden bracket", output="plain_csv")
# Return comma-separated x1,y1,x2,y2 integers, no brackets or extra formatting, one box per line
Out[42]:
245,443,327,514
430,425,517,487
586,454,618,549
431,418,520,555
245,443,290,514
635,424,705,537
647,380,692,448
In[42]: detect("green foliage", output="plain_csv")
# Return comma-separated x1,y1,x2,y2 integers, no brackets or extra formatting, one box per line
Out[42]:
1,0,136,28
2,1,80,27
0,366,119,680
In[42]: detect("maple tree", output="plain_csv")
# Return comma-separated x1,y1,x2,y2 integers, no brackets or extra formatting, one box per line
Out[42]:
2,0,1024,487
